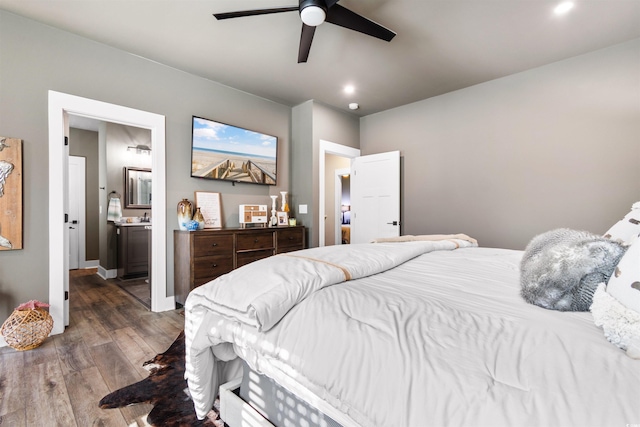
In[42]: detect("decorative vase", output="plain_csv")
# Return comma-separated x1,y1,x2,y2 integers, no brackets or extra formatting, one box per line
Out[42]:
177,198,193,231
270,195,278,227
280,191,289,212
193,207,205,230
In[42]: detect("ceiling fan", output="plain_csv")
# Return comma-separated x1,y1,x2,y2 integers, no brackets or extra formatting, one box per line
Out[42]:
213,0,396,63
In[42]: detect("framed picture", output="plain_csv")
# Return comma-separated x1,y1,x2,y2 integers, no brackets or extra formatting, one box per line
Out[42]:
194,191,222,228
0,137,22,250
277,211,289,226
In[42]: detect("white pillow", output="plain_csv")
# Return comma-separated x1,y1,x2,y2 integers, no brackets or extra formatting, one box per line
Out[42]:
591,284,640,358
604,202,640,244
606,234,640,314
590,234,640,358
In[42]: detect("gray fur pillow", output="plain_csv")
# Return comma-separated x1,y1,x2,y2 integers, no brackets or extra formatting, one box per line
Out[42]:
520,228,626,311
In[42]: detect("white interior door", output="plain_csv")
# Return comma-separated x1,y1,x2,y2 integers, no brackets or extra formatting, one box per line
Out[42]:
350,151,400,244
68,156,86,270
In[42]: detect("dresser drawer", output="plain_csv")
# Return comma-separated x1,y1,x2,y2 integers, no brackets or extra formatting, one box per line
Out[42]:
236,232,274,251
193,255,234,279
236,249,274,268
193,234,233,257
277,228,304,251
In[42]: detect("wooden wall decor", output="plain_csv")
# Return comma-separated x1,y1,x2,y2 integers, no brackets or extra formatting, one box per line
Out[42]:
0,137,22,250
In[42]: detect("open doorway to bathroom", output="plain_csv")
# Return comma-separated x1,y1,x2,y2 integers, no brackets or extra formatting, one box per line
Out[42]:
48,90,172,335
68,117,153,309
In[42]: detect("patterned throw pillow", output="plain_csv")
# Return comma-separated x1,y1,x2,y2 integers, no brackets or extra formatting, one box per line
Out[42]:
604,202,640,244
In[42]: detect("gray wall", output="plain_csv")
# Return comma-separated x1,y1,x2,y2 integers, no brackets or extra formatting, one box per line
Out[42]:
360,39,640,250
69,128,99,262
291,101,315,246
0,10,292,322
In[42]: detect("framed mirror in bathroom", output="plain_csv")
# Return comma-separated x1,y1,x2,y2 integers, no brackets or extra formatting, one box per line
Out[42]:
124,167,152,209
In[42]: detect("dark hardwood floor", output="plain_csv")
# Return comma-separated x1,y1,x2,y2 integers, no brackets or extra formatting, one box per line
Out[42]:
0,269,184,426
116,276,151,309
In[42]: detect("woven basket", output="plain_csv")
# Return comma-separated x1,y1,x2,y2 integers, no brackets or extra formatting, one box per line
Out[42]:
1,308,53,351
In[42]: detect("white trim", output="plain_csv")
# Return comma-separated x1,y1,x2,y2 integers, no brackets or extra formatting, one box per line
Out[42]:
97,266,118,280
48,91,173,335
81,260,100,269
318,140,360,247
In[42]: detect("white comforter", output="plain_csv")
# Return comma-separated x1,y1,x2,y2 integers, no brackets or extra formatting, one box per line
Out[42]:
185,243,640,427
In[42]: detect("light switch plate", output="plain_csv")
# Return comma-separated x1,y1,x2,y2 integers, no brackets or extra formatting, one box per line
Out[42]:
299,204,308,214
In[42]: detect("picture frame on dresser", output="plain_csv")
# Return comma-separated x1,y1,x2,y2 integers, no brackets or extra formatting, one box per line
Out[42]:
276,211,288,226
194,191,222,228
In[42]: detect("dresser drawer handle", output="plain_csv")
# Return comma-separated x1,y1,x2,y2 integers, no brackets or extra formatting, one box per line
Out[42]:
211,264,218,268
254,239,258,243
211,243,218,247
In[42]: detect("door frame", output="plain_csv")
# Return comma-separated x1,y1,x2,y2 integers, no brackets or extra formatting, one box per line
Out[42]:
318,140,360,247
68,155,86,270
48,90,173,335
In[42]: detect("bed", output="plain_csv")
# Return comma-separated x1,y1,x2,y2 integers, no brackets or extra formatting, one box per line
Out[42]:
184,231,640,427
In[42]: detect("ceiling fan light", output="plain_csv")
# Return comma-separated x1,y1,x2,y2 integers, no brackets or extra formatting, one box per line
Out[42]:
300,6,326,26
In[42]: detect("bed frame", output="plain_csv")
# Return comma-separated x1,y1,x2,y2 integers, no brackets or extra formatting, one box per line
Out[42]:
220,361,343,427
220,378,275,427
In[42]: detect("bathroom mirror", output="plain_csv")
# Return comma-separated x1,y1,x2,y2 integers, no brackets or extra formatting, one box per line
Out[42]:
124,167,152,208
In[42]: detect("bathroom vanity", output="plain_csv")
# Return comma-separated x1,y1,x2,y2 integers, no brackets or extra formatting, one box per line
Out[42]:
116,222,150,279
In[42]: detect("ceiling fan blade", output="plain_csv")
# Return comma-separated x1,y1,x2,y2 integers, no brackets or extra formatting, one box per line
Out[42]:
214,6,298,20
325,4,396,42
298,24,316,63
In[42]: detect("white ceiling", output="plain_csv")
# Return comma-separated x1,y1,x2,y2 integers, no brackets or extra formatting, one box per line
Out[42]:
2,0,640,116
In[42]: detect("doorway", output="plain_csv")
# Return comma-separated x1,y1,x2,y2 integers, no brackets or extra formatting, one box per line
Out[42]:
319,140,360,247
335,168,351,245
48,91,173,335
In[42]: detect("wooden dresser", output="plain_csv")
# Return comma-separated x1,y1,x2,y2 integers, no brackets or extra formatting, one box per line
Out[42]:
173,226,306,305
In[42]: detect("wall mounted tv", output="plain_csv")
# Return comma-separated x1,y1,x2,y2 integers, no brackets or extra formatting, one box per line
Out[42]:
191,116,278,185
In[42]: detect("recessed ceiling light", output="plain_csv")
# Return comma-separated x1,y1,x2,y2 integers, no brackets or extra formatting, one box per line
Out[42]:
344,85,355,95
348,103,359,110
554,1,574,15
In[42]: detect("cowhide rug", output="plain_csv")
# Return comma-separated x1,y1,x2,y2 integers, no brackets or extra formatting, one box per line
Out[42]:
99,331,224,427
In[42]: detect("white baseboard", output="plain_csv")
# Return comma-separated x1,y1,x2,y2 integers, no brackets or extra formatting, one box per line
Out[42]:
81,260,99,269
97,266,117,280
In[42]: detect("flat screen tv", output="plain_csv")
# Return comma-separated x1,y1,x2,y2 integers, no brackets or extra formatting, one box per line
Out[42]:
191,116,278,185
